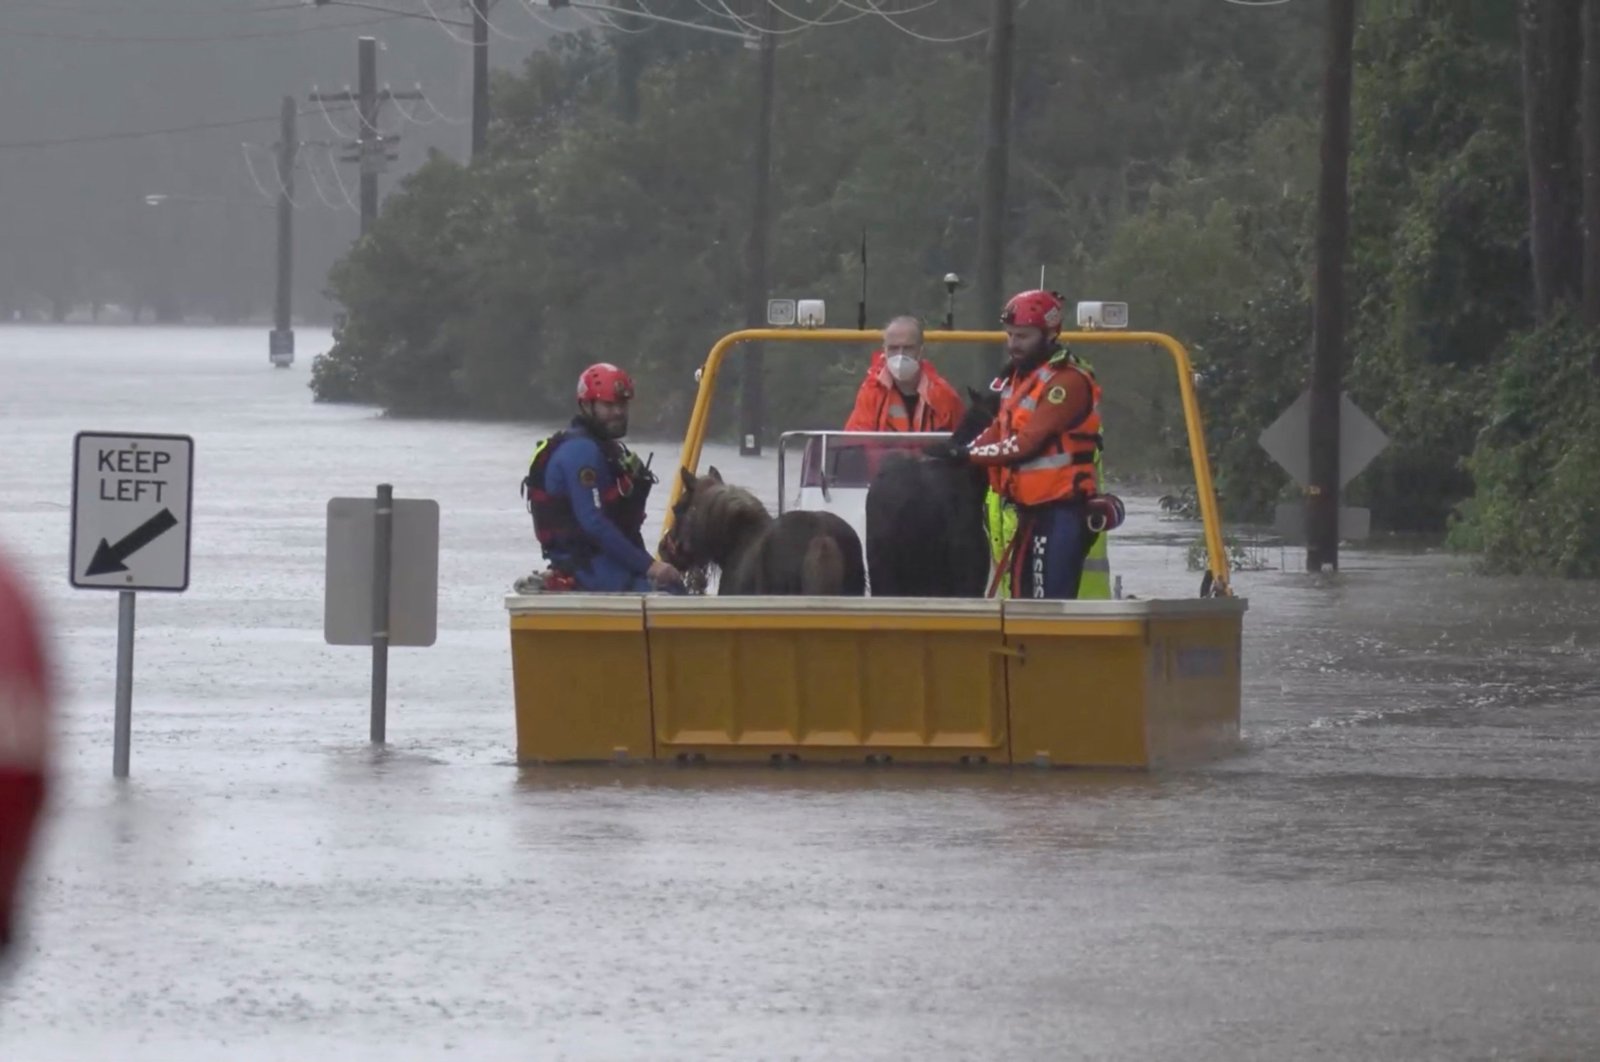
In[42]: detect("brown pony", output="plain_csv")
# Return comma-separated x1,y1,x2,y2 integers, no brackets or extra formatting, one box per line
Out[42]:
659,466,866,596
864,386,999,597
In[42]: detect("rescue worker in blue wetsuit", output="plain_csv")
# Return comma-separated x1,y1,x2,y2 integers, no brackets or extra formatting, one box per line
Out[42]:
521,363,683,593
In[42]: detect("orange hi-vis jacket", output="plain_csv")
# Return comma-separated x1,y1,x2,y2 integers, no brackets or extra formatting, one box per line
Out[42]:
965,351,1103,507
844,351,966,433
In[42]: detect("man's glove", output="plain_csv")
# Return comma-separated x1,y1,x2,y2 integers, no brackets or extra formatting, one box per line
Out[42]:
922,439,969,464
1085,493,1126,533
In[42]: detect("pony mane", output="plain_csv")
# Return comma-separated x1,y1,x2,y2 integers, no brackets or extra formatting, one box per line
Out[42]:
950,386,1000,448
682,479,773,567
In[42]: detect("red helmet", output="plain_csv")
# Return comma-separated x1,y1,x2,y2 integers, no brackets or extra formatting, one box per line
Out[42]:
576,363,635,404
1001,289,1065,335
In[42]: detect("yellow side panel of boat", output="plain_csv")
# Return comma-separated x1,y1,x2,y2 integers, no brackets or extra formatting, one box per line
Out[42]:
1003,603,1152,769
509,596,654,764
1143,612,1244,768
505,595,1247,770
645,598,1007,765
1001,599,1245,768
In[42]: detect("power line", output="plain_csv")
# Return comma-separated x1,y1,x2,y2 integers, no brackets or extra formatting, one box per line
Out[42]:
0,15,407,44
674,0,990,43
0,1,302,14
0,107,350,152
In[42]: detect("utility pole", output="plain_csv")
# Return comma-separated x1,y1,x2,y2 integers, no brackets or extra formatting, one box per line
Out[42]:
739,1,776,458
358,36,379,230
309,0,482,159
270,96,297,369
974,0,1015,343
615,0,644,122
1582,0,1600,327
471,0,489,157
1306,0,1355,572
309,36,422,235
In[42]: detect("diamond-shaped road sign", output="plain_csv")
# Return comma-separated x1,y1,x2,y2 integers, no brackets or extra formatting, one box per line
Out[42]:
1258,390,1390,489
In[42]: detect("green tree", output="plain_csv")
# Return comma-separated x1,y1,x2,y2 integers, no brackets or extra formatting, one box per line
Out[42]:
1452,312,1600,576
309,0,1600,581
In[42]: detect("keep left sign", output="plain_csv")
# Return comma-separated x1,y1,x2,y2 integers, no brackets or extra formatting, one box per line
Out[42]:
70,431,195,592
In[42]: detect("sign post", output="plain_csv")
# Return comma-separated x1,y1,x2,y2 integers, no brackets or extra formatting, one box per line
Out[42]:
114,591,135,777
324,486,438,744
371,483,393,744
70,431,195,778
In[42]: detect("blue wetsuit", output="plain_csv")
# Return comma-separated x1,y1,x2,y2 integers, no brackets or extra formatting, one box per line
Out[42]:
542,430,659,592
1010,501,1095,600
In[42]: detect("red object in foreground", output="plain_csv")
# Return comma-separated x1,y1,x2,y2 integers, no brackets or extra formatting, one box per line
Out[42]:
0,547,50,957
541,570,578,592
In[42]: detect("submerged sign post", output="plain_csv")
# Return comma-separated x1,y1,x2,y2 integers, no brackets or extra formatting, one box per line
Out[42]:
70,430,195,779
324,485,439,745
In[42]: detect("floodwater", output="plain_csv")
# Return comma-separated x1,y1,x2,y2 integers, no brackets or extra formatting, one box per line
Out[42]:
1,327,1596,1060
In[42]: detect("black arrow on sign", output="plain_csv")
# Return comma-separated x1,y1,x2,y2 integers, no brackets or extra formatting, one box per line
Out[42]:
85,508,179,576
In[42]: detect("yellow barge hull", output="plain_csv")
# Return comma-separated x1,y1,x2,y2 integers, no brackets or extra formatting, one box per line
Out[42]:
508,595,1246,769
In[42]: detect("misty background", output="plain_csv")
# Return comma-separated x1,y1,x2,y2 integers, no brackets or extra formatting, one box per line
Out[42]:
0,0,572,324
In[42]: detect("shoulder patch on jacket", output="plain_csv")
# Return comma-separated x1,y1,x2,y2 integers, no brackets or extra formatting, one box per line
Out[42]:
1046,384,1068,405
578,466,598,487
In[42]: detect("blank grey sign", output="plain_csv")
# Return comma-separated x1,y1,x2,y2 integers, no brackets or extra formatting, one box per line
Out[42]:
324,497,440,647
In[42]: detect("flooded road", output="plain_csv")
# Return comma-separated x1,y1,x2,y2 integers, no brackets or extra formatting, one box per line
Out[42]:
2,326,1597,1060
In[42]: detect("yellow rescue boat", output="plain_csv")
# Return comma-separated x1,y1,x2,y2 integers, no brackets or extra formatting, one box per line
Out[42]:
508,311,1245,770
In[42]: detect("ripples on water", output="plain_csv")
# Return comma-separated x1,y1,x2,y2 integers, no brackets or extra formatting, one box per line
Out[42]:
0,327,1596,1060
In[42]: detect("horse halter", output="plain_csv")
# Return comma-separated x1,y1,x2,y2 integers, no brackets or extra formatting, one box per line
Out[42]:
660,490,697,568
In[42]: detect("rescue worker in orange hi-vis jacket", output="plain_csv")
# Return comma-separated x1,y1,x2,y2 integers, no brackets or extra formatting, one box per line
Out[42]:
1,543,50,971
927,289,1125,600
844,315,966,434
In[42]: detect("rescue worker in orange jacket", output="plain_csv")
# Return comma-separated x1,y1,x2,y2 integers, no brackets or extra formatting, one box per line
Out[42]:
1,544,50,968
928,290,1124,599
844,315,966,433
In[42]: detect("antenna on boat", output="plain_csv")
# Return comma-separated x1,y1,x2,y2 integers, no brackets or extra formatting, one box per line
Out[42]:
857,228,868,331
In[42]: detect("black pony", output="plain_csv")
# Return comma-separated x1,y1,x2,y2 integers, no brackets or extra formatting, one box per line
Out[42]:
660,466,867,596
863,386,1000,597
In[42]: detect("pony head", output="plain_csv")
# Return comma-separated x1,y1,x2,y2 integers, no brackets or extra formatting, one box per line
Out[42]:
659,465,738,570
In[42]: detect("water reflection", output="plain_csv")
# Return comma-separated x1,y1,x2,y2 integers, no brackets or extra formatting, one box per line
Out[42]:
0,327,1596,1060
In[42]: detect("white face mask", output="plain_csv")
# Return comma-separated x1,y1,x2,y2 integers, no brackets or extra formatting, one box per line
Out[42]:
886,354,920,385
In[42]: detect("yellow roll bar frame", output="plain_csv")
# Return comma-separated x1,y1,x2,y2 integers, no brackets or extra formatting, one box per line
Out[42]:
662,328,1232,597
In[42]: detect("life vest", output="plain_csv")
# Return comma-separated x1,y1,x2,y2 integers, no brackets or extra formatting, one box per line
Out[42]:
520,422,652,565
983,351,1112,599
983,477,1111,598
988,350,1103,508
1078,495,1112,598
